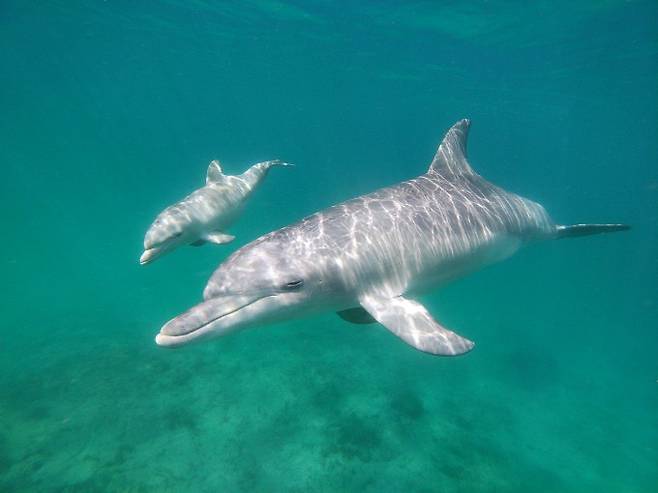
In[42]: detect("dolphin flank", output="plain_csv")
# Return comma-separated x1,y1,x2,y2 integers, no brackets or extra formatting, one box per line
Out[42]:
155,119,629,355
140,159,292,265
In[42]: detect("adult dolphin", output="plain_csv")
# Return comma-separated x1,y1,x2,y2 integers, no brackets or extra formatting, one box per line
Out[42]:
140,159,291,265
155,120,628,355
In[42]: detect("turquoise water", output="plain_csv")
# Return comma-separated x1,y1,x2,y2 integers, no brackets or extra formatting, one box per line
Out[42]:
2,1,657,491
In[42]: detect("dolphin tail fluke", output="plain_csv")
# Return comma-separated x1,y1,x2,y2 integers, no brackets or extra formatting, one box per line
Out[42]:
555,223,630,239
241,160,294,188
261,159,294,169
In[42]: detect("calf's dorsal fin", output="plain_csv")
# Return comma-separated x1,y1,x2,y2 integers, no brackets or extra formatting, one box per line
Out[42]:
428,119,475,176
206,160,226,184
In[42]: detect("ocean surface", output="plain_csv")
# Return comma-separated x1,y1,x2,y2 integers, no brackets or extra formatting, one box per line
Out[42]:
1,2,657,492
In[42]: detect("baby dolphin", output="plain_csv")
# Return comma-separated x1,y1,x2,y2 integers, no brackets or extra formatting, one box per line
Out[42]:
155,120,629,355
140,159,291,265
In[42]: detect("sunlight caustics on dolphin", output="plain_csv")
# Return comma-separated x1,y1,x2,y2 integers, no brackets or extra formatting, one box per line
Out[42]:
155,120,629,355
140,159,292,265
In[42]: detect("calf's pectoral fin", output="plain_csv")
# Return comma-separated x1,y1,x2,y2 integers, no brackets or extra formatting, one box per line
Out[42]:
205,232,235,245
358,293,475,356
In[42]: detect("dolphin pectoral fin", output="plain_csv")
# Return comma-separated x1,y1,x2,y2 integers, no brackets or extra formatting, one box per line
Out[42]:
337,307,376,324
359,294,475,356
204,232,235,245
191,239,206,247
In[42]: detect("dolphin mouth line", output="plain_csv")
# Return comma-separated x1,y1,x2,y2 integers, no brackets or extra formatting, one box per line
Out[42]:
190,296,270,334
156,294,275,346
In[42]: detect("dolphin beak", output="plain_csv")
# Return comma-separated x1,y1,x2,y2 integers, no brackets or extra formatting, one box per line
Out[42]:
139,247,163,265
155,294,270,348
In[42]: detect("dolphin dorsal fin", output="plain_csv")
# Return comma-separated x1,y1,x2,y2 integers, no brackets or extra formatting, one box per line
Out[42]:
428,119,474,176
206,160,225,184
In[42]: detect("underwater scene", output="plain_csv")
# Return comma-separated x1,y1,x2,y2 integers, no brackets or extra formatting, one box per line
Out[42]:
1,1,657,492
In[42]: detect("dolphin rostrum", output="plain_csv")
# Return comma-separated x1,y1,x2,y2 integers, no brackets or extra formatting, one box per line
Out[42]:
154,120,628,355
140,159,292,265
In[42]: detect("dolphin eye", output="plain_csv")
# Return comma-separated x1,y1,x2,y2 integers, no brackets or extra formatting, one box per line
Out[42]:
171,232,182,238
282,279,304,290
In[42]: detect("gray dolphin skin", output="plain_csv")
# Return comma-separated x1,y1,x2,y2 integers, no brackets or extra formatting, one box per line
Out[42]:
140,159,291,264
155,119,629,355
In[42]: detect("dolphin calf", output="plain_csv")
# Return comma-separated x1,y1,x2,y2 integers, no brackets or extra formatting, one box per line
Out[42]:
154,120,628,355
140,159,291,265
